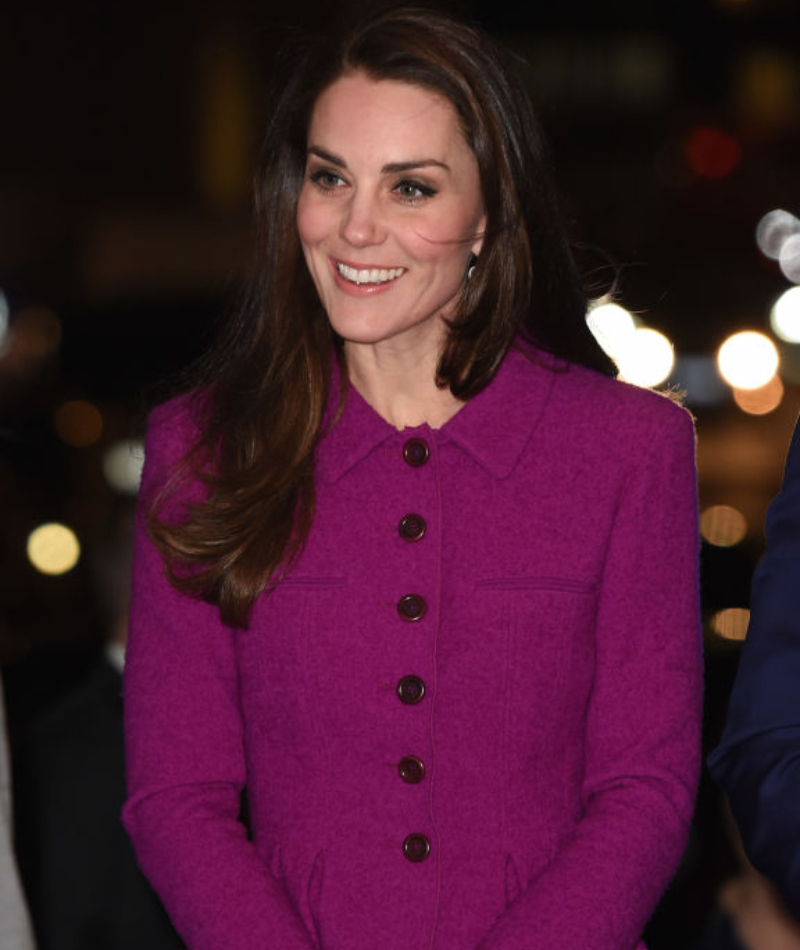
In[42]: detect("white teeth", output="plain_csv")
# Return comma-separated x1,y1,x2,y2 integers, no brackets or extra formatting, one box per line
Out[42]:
337,263,405,285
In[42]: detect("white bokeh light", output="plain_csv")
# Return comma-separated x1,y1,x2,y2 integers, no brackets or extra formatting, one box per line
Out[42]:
103,439,145,495
717,331,779,389
756,209,800,260
616,328,675,388
770,286,800,342
779,233,800,283
586,303,636,359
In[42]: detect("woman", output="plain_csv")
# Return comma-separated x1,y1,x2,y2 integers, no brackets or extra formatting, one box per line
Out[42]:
122,7,702,950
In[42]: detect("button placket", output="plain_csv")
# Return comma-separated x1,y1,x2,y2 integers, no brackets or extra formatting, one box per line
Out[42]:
397,436,433,864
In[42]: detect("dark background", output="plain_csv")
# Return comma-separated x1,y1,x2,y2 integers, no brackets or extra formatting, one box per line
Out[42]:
2,0,800,945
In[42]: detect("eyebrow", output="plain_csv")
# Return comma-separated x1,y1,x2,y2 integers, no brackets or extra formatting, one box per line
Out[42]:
307,146,450,174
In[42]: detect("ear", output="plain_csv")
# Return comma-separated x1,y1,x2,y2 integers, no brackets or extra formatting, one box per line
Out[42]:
471,212,487,257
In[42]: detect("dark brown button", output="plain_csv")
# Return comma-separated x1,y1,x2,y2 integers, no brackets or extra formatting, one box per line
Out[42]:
403,833,431,862
397,593,427,622
397,675,425,705
398,514,426,542
398,756,425,784
402,438,429,467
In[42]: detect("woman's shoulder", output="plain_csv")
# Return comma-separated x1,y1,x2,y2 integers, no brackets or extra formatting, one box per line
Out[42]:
145,389,210,456
545,355,695,441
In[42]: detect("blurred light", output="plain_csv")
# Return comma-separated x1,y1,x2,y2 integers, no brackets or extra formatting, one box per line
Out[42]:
756,210,800,261
586,302,636,359
0,289,8,353
733,375,784,414
717,331,779,389
616,328,675,387
27,523,81,576
54,400,104,447
0,305,62,377
103,439,145,495
735,50,799,130
684,127,741,179
756,209,800,260
710,608,750,641
700,505,748,547
771,287,800,341
779,233,800,283
671,355,729,406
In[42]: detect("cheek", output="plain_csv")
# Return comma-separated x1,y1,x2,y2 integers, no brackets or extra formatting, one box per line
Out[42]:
296,191,328,250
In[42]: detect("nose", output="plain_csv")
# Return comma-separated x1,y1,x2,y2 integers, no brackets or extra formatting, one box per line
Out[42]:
340,189,386,248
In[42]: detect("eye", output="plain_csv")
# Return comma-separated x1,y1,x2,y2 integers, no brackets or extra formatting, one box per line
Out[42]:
394,179,437,203
309,168,347,191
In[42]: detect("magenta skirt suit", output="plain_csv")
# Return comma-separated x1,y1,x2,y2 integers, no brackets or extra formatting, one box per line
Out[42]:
123,346,702,950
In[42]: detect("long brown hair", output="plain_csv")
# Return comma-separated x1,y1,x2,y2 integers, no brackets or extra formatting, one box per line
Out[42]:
149,5,614,628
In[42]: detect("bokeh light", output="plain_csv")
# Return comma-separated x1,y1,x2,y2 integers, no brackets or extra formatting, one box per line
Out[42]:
684,126,741,179
733,374,784,414
779,233,800,283
710,607,750,641
616,328,675,387
755,209,800,260
54,400,104,447
103,440,145,495
586,302,636,359
771,286,800,342
700,505,748,547
717,331,779,389
27,523,81,576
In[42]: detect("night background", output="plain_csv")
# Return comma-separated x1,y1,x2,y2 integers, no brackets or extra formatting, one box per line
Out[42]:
2,0,800,946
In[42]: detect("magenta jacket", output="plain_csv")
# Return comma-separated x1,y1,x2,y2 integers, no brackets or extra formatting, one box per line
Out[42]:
122,346,702,950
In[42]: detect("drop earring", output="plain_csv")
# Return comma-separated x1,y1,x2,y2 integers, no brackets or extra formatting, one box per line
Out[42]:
467,254,478,280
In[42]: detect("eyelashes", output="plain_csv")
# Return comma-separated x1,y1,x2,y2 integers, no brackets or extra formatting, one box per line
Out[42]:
307,168,438,204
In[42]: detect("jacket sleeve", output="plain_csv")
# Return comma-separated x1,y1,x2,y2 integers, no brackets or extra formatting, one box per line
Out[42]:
708,417,800,920
121,401,317,950
476,403,703,950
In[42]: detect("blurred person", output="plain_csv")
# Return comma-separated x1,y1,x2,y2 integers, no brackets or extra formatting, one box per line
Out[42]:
1,679,36,950
710,418,800,922
122,7,703,950
12,504,183,950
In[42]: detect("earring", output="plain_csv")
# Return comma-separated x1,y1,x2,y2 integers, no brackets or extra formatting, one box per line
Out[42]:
467,254,478,280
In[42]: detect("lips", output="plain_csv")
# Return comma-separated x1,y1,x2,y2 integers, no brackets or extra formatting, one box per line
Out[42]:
336,261,406,285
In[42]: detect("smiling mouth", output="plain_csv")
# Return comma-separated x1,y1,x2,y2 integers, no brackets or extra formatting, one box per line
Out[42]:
336,262,406,285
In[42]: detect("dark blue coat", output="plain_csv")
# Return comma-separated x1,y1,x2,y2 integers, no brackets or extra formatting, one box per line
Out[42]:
709,418,800,919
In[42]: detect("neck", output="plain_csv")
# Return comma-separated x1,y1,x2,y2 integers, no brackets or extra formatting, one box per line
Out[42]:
344,334,463,430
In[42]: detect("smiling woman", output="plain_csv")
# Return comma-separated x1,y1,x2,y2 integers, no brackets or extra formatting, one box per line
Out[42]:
122,7,702,950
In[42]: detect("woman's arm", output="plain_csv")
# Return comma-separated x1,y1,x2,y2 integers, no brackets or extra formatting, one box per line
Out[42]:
709,418,800,920
122,401,317,950
476,403,703,950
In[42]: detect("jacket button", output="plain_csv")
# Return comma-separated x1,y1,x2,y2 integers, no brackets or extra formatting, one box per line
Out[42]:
397,593,427,622
402,438,429,467
397,675,425,705
398,756,425,784
398,514,426,542
403,833,431,862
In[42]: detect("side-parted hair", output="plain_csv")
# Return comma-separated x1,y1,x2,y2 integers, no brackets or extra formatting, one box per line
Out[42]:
150,4,615,628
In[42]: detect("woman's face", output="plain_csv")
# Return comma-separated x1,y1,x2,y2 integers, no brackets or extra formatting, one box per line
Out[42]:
296,72,486,352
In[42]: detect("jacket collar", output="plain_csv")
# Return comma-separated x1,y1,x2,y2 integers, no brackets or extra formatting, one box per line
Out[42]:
316,345,564,484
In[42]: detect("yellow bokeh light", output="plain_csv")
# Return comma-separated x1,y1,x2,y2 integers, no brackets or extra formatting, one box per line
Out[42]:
717,331,779,390
700,505,748,547
733,375,784,415
54,399,104,447
710,608,750,641
27,523,81,576
616,327,675,388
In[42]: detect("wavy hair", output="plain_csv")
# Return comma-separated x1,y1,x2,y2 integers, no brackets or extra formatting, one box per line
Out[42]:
149,5,614,628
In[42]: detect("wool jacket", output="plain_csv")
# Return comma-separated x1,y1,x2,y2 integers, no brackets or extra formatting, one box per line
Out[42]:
123,346,703,950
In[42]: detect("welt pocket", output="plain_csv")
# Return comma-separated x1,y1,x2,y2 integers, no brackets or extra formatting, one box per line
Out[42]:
474,576,597,594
